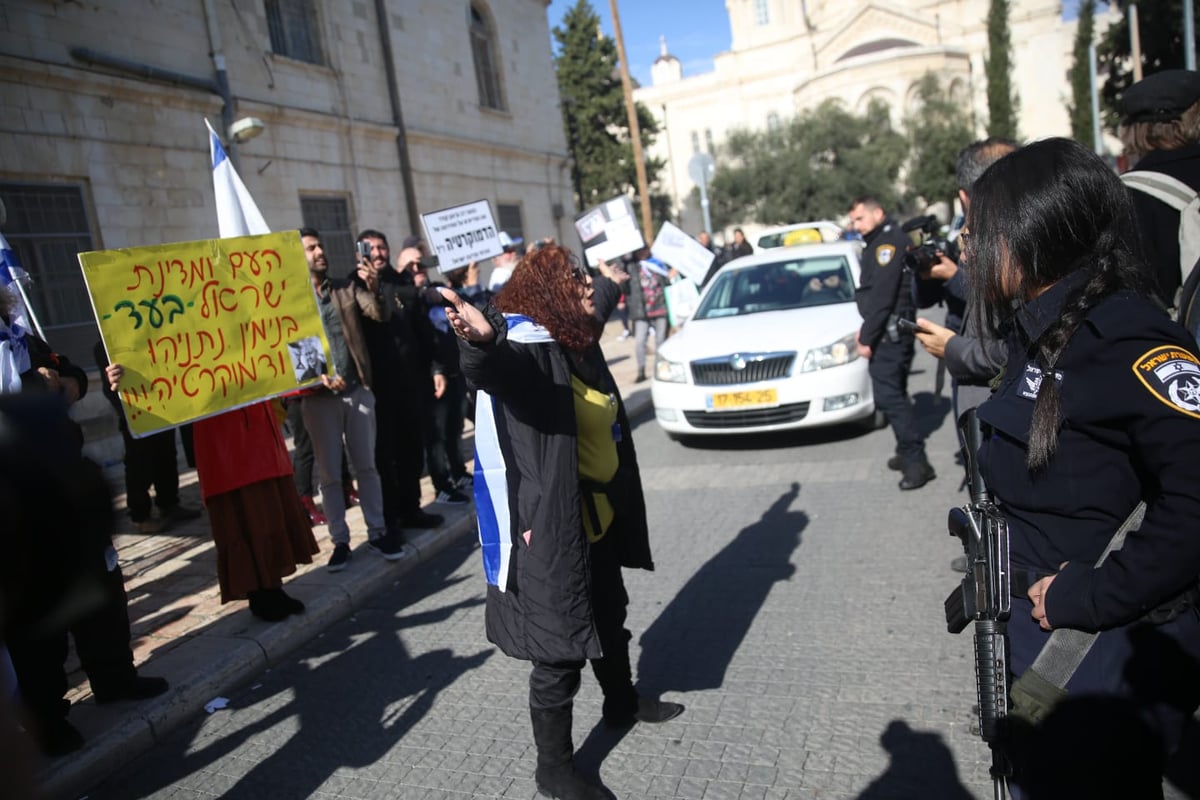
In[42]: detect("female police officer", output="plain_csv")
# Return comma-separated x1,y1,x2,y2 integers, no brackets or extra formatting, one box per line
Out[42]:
968,138,1200,796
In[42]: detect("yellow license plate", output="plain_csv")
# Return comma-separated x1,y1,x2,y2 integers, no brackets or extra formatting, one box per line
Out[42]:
706,388,779,410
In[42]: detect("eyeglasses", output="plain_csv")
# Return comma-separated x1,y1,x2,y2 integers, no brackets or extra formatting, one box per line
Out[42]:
570,265,590,284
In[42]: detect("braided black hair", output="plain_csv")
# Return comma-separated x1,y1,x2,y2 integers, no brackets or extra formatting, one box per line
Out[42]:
966,138,1152,469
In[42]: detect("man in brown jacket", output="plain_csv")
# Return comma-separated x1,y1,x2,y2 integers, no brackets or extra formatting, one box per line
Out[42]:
299,228,404,571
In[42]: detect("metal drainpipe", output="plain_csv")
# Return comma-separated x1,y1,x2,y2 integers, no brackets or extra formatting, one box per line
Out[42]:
202,0,239,172
373,0,421,237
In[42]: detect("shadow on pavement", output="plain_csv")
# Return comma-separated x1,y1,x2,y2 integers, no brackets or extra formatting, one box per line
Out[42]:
912,390,952,440
854,720,976,800
89,544,491,799
636,482,805,693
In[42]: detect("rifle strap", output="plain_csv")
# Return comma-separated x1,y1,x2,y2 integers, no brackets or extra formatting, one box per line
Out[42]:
1022,501,1146,688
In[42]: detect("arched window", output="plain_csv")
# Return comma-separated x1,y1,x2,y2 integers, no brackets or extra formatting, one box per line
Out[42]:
767,112,781,131
469,3,505,111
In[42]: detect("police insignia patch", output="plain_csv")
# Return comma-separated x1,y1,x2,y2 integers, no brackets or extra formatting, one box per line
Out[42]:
876,245,895,266
1132,345,1200,418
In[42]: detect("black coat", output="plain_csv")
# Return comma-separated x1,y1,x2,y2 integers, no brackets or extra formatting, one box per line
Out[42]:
1129,143,1200,306
458,291,653,663
854,218,914,348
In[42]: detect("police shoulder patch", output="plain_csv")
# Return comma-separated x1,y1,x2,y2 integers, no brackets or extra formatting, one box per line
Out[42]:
875,244,895,266
1132,345,1200,418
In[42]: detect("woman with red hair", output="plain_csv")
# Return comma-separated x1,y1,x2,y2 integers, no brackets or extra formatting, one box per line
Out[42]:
441,245,683,800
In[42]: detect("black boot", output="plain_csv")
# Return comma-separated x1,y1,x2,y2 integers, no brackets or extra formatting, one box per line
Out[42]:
603,692,685,727
530,705,607,800
248,589,290,622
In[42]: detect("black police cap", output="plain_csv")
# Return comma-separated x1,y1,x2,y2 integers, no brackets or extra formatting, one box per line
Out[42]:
1120,69,1200,124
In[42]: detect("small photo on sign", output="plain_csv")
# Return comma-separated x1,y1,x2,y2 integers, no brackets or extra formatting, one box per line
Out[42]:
287,336,325,383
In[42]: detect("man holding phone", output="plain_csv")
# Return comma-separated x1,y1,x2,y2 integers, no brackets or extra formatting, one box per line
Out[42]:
848,196,935,491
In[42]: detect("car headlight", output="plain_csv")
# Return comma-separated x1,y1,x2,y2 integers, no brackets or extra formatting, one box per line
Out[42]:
799,333,859,372
654,356,687,383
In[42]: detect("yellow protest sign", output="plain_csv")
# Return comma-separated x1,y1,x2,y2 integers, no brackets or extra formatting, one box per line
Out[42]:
79,231,329,437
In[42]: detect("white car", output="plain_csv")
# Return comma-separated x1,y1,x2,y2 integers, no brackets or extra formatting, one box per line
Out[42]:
652,242,879,438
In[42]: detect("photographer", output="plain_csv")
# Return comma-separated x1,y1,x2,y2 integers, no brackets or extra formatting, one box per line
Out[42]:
912,138,1018,419
848,195,935,490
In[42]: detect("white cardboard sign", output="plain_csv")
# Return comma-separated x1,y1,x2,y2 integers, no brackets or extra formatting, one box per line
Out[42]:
651,221,715,285
574,196,645,266
420,199,503,271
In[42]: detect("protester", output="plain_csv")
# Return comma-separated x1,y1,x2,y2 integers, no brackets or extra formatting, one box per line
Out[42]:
621,248,670,383
443,245,684,800
487,231,523,292
966,138,1200,796
1,286,168,756
94,342,201,533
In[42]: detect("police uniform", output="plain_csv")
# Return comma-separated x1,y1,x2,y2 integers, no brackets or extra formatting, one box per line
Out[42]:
854,216,932,487
1120,69,1200,306
977,273,1200,789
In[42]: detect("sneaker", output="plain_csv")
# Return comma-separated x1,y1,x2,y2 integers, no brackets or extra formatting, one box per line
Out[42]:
400,509,444,529
327,542,351,572
455,474,474,490
435,488,470,505
367,531,406,561
300,495,328,526
618,330,631,340
635,370,647,383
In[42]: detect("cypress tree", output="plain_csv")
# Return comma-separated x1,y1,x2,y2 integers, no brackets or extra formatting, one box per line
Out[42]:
985,0,1020,139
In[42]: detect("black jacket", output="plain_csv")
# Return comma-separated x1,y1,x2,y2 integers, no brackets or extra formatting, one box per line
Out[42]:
358,269,439,395
854,218,913,348
458,286,653,663
1128,143,1200,306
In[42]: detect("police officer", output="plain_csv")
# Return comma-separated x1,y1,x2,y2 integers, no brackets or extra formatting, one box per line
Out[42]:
848,195,935,489
1118,68,1200,307
967,139,1200,796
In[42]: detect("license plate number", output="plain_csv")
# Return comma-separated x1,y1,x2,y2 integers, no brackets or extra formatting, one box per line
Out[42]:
706,388,779,410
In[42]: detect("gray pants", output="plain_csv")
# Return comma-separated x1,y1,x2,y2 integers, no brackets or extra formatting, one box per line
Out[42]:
300,387,387,544
634,316,669,372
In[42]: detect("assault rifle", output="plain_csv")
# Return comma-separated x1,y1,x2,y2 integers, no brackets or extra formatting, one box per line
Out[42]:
945,409,1012,800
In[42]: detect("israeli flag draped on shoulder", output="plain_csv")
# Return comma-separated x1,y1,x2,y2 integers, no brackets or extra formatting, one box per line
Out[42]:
206,119,269,238
472,314,554,591
0,231,32,394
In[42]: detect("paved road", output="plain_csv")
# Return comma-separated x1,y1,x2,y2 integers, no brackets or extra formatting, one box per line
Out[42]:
87,351,996,799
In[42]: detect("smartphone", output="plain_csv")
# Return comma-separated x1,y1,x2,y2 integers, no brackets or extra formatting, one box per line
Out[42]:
356,240,372,262
896,317,925,334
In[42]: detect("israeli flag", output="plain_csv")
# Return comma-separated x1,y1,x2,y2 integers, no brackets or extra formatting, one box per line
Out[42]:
205,120,269,238
0,232,29,288
472,315,554,592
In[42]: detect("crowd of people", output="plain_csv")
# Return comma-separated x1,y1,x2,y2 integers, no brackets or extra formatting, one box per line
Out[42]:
4,62,1200,799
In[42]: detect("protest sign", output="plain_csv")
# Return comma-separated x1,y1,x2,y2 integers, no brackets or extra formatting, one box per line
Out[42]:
574,196,645,266
79,231,329,437
651,221,715,285
420,199,503,271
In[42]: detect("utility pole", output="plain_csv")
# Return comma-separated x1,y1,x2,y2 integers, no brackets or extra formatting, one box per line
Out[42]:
1129,4,1143,82
1089,44,1103,156
609,0,654,240
1185,0,1196,71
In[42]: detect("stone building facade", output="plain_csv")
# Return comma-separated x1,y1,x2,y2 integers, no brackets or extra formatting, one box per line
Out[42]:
636,0,1116,235
0,0,573,365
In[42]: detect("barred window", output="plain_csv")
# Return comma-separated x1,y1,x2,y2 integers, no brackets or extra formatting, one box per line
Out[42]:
0,182,97,364
496,203,524,243
755,0,770,26
470,3,505,110
300,195,355,277
265,0,324,65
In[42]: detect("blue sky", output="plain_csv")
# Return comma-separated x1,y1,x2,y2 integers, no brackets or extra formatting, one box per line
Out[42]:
545,0,1083,87
546,0,732,87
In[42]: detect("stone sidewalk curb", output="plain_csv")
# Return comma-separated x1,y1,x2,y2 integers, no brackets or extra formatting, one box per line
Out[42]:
41,510,478,800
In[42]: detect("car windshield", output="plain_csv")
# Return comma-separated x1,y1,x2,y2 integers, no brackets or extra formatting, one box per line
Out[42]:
693,255,855,320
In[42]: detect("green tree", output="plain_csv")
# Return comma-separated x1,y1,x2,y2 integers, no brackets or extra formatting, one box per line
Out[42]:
904,73,975,210
1098,0,1200,131
552,0,666,223
985,0,1020,139
708,98,908,229
1068,0,1097,144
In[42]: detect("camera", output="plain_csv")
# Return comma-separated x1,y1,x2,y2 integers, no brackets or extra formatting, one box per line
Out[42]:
902,214,959,272
356,239,373,262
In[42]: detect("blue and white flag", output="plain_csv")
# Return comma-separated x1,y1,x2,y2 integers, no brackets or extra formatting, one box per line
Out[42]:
472,315,554,592
0,231,31,393
205,119,269,238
